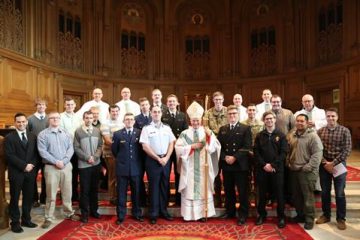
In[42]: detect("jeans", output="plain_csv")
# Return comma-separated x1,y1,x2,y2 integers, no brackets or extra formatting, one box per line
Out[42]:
319,164,347,220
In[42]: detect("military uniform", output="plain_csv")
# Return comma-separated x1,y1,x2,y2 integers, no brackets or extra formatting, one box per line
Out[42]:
218,122,252,222
162,110,188,205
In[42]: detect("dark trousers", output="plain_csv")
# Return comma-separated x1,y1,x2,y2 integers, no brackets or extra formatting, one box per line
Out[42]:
146,158,171,219
33,163,46,203
9,172,36,224
71,154,79,201
117,175,142,220
319,164,347,220
79,164,100,216
168,152,180,205
214,169,222,204
223,170,249,218
291,170,317,224
257,170,285,218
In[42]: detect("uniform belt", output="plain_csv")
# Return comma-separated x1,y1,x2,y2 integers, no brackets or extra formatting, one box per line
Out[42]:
157,154,166,158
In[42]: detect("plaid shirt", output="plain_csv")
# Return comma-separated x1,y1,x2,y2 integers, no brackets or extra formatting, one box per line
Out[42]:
318,124,352,166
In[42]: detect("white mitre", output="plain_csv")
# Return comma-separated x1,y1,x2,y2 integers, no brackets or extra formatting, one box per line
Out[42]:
186,101,204,119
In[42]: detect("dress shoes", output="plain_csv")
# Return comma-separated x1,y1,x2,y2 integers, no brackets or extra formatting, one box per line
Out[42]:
150,218,157,224
199,218,207,222
291,215,305,223
11,224,24,233
21,221,38,228
255,216,266,225
91,212,101,219
304,222,314,230
80,215,88,223
278,218,286,228
219,213,235,219
161,213,174,221
134,216,144,222
32,201,41,208
41,220,52,229
237,217,246,225
115,218,124,225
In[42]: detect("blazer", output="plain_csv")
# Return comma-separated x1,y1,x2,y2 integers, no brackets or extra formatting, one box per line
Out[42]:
217,122,252,171
112,127,142,176
134,114,152,130
161,110,188,138
4,130,39,180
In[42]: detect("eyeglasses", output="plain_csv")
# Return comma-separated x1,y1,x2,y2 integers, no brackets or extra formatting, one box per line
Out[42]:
49,117,60,120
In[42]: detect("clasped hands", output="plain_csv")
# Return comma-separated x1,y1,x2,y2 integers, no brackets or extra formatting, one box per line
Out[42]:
263,163,276,173
322,159,334,173
158,156,169,166
225,155,236,165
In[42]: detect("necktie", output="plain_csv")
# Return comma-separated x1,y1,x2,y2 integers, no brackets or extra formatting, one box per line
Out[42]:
128,130,131,136
145,115,149,122
171,113,175,118
230,125,234,130
265,103,270,111
21,132,28,145
40,116,44,120
125,101,130,113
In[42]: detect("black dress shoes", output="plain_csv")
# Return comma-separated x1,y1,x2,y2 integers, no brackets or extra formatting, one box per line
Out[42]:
161,213,174,221
134,216,144,222
80,216,88,223
11,224,24,233
237,217,246,225
255,216,266,225
291,215,305,223
199,218,207,222
278,218,286,228
91,212,101,219
115,218,124,225
21,221,38,228
150,218,157,224
219,213,235,219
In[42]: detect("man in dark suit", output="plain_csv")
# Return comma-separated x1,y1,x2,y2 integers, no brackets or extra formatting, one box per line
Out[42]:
161,94,188,206
134,97,152,206
112,113,144,224
151,89,168,113
4,113,39,233
217,105,252,225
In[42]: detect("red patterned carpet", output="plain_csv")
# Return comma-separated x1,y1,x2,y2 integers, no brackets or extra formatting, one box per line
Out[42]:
38,216,313,240
347,166,360,181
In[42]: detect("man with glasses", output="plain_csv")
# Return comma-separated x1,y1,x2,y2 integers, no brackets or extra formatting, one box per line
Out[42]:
37,112,80,229
217,105,252,225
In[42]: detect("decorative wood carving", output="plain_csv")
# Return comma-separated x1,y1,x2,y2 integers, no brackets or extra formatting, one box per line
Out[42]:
58,32,83,71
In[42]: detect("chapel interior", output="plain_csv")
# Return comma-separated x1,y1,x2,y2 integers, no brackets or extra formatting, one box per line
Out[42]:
0,0,359,142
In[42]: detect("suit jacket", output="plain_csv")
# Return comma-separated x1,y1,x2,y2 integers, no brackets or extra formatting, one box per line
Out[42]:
134,114,152,130
112,128,142,176
161,110,188,138
217,122,252,171
4,130,39,180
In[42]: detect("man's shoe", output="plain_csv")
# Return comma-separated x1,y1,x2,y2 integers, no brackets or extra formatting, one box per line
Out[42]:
291,215,305,223
304,222,314,230
134,216,144,222
337,219,347,230
11,224,24,233
150,218,157,224
41,220,52,229
32,202,41,208
316,215,330,224
237,217,246,225
255,216,266,225
115,218,124,225
80,216,88,223
219,213,235,219
161,213,173,221
278,218,286,228
199,218,207,222
90,212,101,219
67,214,80,221
21,221,38,228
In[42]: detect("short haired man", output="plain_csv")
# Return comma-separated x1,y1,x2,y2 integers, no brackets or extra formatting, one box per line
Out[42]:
112,113,144,224
217,105,252,225
151,89,168,113
287,114,323,230
60,97,82,202
233,94,247,122
90,106,101,128
203,91,228,207
115,87,141,122
270,94,295,135
77,88,110,123
27,97,49,207
37,112,80,229
74,111,103,223
316,108,352,230
254,111,288,228
256,89,272,119
140,106,176,224
5,113,39,233
100,105,124,205
241,104,264,146
161,94,188,206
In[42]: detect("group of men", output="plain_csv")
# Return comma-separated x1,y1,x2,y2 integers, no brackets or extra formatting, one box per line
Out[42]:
4,87,352,233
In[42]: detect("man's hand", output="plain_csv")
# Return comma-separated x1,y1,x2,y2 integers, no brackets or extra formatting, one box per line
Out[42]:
24,164,34,172
101,166,107,176
191,142,203,150
263,163,273,172
55,160,64,169
159,156,169,167
225,155,236,165
323,160,334,173
88,156,95,164
204,127,212,136
308,120,315,128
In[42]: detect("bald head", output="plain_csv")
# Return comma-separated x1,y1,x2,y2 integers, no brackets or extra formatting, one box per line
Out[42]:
121,87,131,100
233,94,243,107
92,88,103,102
302,94,314,111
